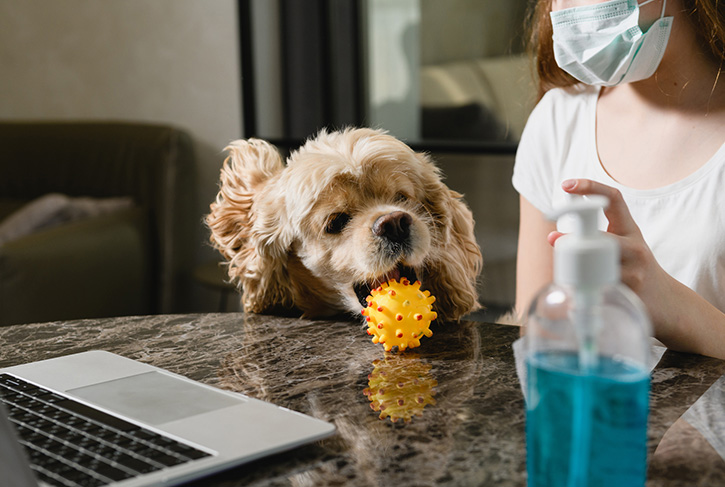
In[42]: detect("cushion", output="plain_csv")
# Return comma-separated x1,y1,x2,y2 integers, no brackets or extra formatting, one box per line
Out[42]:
0,193,133,247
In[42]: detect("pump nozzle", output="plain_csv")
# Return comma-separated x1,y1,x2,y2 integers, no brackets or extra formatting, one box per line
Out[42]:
550,195,619,287
548,195,609,237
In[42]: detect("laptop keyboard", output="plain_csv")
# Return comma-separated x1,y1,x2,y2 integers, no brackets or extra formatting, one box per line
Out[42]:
0,373,212,487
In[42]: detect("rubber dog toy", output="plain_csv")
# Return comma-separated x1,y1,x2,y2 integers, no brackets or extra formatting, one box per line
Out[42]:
362,278,437,352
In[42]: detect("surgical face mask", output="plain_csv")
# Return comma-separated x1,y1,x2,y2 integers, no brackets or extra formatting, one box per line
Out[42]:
550,0,673,86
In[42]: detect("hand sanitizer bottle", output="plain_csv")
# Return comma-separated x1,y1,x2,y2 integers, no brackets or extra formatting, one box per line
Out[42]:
525,196,652,487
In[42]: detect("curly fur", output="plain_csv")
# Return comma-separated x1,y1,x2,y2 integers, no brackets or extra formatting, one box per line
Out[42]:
206,128,483,321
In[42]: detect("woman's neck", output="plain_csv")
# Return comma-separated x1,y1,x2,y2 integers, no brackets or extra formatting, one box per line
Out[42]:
613,7,725,111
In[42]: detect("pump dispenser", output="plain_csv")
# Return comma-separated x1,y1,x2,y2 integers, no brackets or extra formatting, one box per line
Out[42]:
525,196,652,487
553,195,618,288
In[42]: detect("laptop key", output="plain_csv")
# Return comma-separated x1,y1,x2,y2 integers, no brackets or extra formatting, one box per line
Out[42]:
113,452,160,474
167,441,211,460
54,399,139,432
58,468,106,487
33,470,70,487
94,462,134,482
147,451,186,467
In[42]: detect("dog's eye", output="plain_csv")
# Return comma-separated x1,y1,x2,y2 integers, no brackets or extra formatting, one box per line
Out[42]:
325,213,351,234
395,192,410,203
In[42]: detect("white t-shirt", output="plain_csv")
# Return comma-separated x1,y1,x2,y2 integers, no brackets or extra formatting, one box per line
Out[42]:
512,84,725,313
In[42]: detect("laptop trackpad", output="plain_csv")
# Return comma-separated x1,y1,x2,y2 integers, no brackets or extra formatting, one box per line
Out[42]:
68,371,244,425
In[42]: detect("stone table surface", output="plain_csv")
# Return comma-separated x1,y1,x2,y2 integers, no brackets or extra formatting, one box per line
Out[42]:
0,313,724,486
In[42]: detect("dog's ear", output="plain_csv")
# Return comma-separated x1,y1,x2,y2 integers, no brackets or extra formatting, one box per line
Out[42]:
418,154,483,321
206,139,296,313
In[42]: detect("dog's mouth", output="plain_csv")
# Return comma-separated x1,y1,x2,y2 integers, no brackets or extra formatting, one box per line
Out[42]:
354,265,419,308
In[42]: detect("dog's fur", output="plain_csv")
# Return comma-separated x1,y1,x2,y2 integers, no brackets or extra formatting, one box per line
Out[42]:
206,128,482,321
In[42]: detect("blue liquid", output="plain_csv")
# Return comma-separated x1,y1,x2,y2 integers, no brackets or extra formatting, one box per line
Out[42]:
526,352,649,487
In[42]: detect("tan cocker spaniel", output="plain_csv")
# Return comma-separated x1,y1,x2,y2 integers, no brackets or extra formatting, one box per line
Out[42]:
207,128,482,322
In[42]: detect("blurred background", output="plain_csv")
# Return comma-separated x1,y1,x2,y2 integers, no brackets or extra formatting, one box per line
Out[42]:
0,0,535,325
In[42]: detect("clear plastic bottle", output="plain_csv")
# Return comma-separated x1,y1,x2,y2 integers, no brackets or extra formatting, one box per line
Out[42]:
525,196,652,487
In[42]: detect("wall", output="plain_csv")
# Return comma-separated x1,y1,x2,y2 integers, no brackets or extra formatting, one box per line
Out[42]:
420,0,529,65
0,0,243,311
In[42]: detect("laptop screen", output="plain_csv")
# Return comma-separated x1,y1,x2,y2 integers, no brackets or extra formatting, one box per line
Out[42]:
0,402,39,487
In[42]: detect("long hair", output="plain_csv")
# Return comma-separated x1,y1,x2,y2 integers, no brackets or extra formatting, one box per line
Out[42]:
526,0,725,99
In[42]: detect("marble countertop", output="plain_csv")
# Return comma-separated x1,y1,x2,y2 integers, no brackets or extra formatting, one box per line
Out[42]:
0,313,723,486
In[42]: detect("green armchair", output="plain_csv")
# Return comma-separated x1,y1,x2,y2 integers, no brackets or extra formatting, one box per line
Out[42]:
0,122,197,326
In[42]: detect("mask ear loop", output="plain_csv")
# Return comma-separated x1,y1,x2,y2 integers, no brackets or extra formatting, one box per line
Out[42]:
638,0,667,18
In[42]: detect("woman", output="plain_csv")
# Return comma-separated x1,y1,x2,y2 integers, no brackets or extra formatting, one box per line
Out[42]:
513,0,725,359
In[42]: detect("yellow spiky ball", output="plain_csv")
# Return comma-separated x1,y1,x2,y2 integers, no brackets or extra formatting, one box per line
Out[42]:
361,278,437,352
363,353,437,423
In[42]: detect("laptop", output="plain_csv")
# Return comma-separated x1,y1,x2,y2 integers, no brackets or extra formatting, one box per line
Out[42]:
0,350,335,487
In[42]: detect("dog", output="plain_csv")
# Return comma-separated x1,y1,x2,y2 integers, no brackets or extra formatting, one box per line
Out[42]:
206,127,482,322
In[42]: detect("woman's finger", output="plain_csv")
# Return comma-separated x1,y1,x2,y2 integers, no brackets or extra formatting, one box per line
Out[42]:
547,231,564,247
561,179,639,236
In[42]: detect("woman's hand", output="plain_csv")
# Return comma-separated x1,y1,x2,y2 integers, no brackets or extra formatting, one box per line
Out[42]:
550,179,725,359
550,179,677,341
520,178,725,358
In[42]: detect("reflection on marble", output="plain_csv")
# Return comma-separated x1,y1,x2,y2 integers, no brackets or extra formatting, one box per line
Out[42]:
684,376,725,459
363,353,437,423
648,375,725,486
215,313,522,486
0,312,724,486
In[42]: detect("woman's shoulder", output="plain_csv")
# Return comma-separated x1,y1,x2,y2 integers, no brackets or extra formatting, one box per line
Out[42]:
523,83,598,139
538,84,600,112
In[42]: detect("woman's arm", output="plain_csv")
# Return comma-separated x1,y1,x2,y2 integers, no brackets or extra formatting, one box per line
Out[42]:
515,195,557,319
557,179,725,360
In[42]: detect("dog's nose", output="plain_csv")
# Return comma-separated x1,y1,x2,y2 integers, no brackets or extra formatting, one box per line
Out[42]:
372,211,412,243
